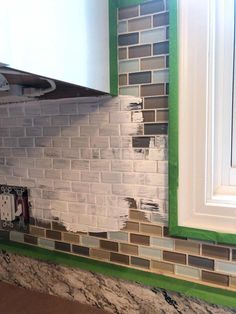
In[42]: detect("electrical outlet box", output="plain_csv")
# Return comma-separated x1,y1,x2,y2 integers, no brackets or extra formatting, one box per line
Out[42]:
0,194,15,221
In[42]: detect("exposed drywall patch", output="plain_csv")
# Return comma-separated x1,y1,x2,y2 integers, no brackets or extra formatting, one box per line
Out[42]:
132,111,144,123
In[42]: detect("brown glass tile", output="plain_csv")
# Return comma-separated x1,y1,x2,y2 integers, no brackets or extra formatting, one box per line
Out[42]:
230,276,236,288
110,252,129,265
140,223,162,236
141,84,165,97
142,111,155,122
89,232,107,239
151,260,174,274
55,241,71,252
153,41,169,55
141,56,165,71
144,123,168,135
129,209,149,222
130,233,150,246
120,243,138,255
140,0,164,15
132,136,154,148
24,234,38,245
129,71,151,85
72,245,89,256
175,239,200,255
202,244,230,260
156,110,168,122
202,271,229,287
0,230,9,241
63,232,80,243
122,221,139,232
29,226,45,237
119,48,127,60
119,33,139,46
163,251,186,265
153,12,169,27
118,5,139,20
46,230,62,241
144,96,168,109
90,248,110,260
128,16,151,32
100,240,118,252
129,45,151,59
52,221,67,232
188,255,214,270
131,256,150,269
36,219,51,229
119,74,127,86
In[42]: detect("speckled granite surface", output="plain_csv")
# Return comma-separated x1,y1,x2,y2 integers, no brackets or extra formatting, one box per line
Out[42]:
0,250,235,314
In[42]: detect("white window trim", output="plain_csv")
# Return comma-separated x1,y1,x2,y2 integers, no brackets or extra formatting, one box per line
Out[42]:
178,0,236,234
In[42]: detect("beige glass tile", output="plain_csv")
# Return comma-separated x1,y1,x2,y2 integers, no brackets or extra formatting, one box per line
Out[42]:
128,16,151,32
120,243,138,255
175,239,200,255
141,56,165,70
151,260,174,274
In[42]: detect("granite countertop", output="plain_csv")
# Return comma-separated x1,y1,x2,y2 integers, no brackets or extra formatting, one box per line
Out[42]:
0,250,235,314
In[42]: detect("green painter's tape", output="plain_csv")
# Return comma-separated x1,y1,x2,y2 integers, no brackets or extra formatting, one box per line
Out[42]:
168,0,236,245
0,239,236,309
109,0,118,95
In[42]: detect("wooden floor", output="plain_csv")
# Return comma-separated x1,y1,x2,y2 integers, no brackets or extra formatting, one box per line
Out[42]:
0,281,107,314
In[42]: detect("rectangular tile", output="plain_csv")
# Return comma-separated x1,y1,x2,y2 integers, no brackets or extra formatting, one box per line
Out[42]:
63,233,80,243
0,230,9,241
72,245,90,256
89,232,107,239
29,226,45,238
129,45,151,59
151,260,174,273
118,21,127,33
122,221,139,232
90,248,110,260
144,123,168,135
232,249,236,261
118,33,139,46
140,1,164,15
38,238,55,250
202,270,229,287
163,251,186,264
215,261,236,275
108,231,128,242
129,71,151,85
140,28,166,44
141,56,165,70
151,237,174,250
52,221,67,232
153,41,169,55
202,244,230,260
141,84,164,97
175,239,200,255
175,265,201,280
10,231,24,243
24,234,38,245
119,74,127,86
55,241,71,252
188,255,214,270
140,223,162,236
129,210,149,221
131,256,150,269
100,240,118,252
156,110,169,122
132,136,154,148
119,86,139,97
120,243,138,256
81,236,100,248
128,16,151,32
119,48,127,60
46,230,62,241
153,12,169,27
118,5,139,20
119,59,139,74
130,233,150,246
153,70,169,83
110,252,129,265
142,111,155,122
144,96,168,109
139,246,161,260
230,276,236,288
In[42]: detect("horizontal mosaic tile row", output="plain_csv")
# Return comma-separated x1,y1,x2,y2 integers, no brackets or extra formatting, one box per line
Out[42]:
2,219,236,289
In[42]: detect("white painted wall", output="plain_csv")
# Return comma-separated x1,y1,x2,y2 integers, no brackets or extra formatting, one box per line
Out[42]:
0,0,110,93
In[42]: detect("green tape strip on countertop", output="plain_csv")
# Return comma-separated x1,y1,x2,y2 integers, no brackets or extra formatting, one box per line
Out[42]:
0,239,236,310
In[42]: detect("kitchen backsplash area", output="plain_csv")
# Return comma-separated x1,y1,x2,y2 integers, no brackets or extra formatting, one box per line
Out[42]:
1,0,236,295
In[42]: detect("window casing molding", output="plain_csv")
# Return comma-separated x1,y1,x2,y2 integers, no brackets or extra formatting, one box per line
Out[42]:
170,0,236,237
